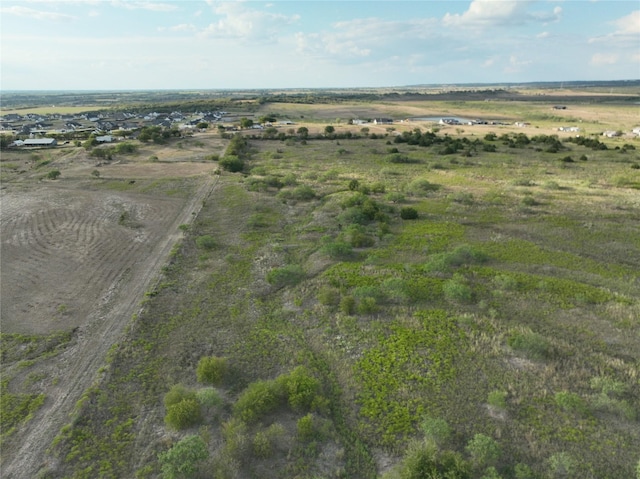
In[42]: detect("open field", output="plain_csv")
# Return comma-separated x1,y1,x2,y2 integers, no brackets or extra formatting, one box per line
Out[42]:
1,89,639,479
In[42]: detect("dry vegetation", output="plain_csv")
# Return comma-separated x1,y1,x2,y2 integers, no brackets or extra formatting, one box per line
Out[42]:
1,88,639,479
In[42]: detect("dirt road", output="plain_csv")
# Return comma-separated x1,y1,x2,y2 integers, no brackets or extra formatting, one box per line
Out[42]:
1,173,219,479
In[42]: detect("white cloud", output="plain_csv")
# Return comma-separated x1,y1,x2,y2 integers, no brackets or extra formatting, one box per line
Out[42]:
590,53,619,66
110,1,178,12
613,10,640,35
0,5,76,21
504,54,533,73
537,31,550,38
589,10,640,47
443,0,561,28
160,24,198,33
199,2,299,42
295,17,439,62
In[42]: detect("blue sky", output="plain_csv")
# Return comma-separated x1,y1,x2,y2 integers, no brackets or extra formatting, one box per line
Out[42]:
1,1,638,90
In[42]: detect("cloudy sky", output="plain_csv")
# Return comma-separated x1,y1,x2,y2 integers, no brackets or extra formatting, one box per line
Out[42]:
1,0,638,90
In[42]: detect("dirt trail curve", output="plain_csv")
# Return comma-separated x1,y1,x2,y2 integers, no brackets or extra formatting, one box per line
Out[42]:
2,173,219,479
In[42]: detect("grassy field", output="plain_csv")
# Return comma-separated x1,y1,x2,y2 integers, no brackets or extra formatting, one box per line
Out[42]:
2,94,640,479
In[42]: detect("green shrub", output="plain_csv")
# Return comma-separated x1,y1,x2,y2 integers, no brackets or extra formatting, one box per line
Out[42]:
424,245,488,272
443,279,473,303
487,391,507,410
252,430,273,458
357,296,378,314
514,463,534,479
449,192,475,205
554,391,588,414
507,330,553,360
290,185,316,200
266,264,305,288
296,413,317,442
400,207,419,220
158,435,209,479
481,467,502,479
219,155,244,172
420,416,451,447
195,235,216,250
321,240,353,260
546,452,575,478
340,295,356,315
317,286,340,306
46,169,61,180
590,376,627,396
279,366,321,412
164,385,197,409
406,178,439,196
345,225,375,247
165,398,202,430
399,440,470,479
196,356,227,385
465,433,500,468
196,387,223,408
233,379,284,423
385,192,406,203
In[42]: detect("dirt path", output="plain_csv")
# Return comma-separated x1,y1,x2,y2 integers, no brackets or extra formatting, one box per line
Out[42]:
2,173,219,479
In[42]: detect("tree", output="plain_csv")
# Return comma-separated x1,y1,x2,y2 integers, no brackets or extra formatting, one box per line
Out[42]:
297,126,309,139
196,122,209,129
47,170,61,180
240,117,254,129
158,435,209,479
324,125,335,136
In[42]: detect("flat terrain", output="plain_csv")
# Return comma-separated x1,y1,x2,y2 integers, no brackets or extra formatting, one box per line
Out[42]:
1,88,639,479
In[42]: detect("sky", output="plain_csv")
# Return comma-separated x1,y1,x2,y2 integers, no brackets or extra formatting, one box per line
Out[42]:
1,0,639,90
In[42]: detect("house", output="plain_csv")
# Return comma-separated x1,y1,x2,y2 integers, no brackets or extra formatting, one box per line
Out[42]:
96,135,113,143
22,138,57,147
514,122,531,128
553,105,567,110
632,127,640,136
373,118,393,125
602,131,620,138
557,126,580,132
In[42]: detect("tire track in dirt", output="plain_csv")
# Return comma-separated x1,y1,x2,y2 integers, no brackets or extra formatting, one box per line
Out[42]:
2,173,219,479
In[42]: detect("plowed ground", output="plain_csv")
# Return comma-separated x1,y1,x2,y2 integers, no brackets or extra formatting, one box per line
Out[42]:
0,137,222,478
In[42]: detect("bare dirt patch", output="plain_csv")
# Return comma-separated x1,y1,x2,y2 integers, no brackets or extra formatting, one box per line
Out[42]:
0,145,221,477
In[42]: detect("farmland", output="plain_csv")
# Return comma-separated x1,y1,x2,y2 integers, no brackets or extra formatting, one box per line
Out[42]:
1,86,639,479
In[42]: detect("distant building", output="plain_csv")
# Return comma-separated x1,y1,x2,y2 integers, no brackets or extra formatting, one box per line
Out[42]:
557,126,580,132
23,138,57,147
553,105,567,110
373,118,393,125
96,135,113,143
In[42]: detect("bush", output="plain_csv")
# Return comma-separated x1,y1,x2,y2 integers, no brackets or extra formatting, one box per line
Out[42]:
399,440,470,479
385,192,406,203
340,295,356,315
554,391,588,414
465,433,500,468
266,264,305,288
406,178,439,196
46,169,61,180
317,286,340,306
321,240,353,260
158,435,209,479
508,330,553,360
196,356,227,385
196,387,223,408
195,235,216,250
219,155,244,172
487,391,507,409
443,279,474,303
546,452,575,478
234,379,284,423
278,366,321,412
164,385,197,409
296,413,317,442
165,398,202,430
400,207,419,220
420,416,451,447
